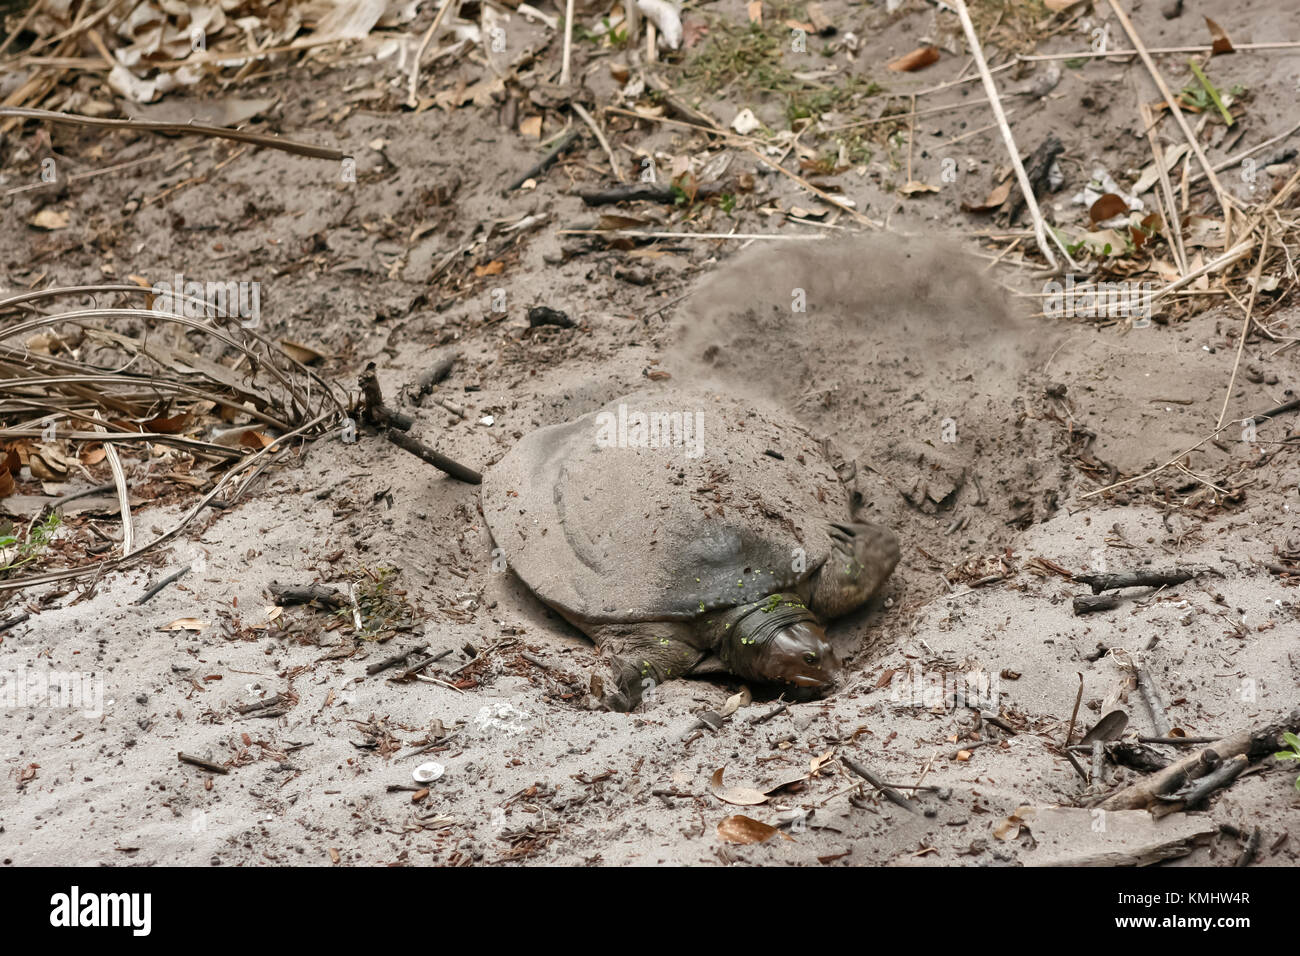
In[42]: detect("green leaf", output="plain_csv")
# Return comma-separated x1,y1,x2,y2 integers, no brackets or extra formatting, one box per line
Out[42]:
1282,731,1300,751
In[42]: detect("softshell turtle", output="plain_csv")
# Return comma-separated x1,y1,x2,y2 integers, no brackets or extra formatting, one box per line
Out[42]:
481,389,899,710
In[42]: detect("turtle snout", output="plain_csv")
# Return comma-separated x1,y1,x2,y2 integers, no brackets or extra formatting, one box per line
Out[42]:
786,640,840,693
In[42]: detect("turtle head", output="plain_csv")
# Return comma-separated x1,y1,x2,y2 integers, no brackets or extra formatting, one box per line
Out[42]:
757,618,840,698
717,595,841,698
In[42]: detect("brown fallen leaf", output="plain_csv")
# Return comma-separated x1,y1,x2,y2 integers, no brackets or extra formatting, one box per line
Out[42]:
710,767,769,806
1205,16,1234,56
1089,192,1130,223
142,412,192,434
0,470,14,498
746,0,762,25
29,208,70,230
717,814,785,844
238,430,274,449
159,618,205,632
474,260,505,277
898,180,939,197
29,447,70,481
518,114,543,139
279,339,329,365
1044,0,1083,10
887,46,940,72
961,178,1014,213
81,445,107,466
809,748,836,775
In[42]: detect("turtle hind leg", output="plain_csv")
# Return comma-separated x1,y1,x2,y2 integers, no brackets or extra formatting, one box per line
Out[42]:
586,621,705,711
805,521,901,620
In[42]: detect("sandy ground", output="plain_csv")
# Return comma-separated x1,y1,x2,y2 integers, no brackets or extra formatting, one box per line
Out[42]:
1,0,1298,866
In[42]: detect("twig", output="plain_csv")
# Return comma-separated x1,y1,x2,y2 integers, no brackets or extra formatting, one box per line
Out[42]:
1139,99,1188,276
413,674,466,693
366,644,435,676
269,582,347,608
236,694,286,715
1097,710,1298,811
1137,667,1172,737
504,128,581,193
1215,227,1269,428
383,427,482,484
1153,754,1247,817
952,0,1067,269
178,752,229,774
743,146,879,227
1106,0,1230,234
406,0,456,108
410,354,458,400
0,0,45,59
560,0,575,85
92,411,132,557
841,756,918,813
1235,826,1261,867
135,565,190,605
1073,593,1121,615
1063,672,1084,747
1016,41,1300,63
570,102,623,182
749,702,790,725
558,228,826,241
1190,119,1300,186
1074,567,1202,592
0,107,342,160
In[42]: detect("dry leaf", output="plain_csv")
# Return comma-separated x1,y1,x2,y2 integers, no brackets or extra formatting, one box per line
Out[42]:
1205,16,1234,55
518,114,543,139
718,687,752,718
29,447,70,481
238,430,273,449
29,208,70,230
1089,192,1130,223
809,749,835,774
717,814,784,844
143,412,192,434
961,178,1013,213
887,46,940,72
159,618,205,632
474,260,505,277
0,471,14,498
1044,0,1082,10
747,0,762,25
899,180,939,196
279,339,328,365
710,767,770,806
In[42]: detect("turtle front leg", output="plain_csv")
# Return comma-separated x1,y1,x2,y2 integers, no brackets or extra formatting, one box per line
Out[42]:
587,622,705,711
804,521,900,620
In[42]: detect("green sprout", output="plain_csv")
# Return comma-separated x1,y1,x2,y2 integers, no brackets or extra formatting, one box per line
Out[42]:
1274,732,1300,792
0,512,61,575
1185,60,1234,126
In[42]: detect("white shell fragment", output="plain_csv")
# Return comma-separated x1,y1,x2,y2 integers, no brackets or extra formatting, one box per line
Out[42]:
412,761,445,783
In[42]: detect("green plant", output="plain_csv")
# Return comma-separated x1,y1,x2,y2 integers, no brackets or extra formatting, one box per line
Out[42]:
0,512,60,575
1275,732,1300,791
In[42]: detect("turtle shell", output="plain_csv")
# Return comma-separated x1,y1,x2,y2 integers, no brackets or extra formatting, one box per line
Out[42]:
481,389,845,626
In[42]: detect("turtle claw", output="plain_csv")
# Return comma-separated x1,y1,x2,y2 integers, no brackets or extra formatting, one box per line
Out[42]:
809,520,901,619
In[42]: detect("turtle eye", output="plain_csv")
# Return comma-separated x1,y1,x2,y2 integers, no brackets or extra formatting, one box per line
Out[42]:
803,652,817,665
